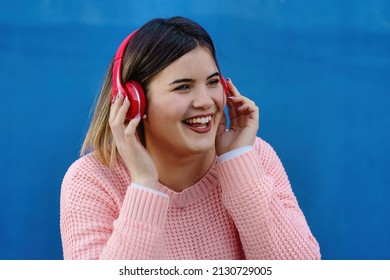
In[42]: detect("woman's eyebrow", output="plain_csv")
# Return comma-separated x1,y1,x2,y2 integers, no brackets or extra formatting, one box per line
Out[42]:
169,78,193,85
169,72,220,85
207,72,220,79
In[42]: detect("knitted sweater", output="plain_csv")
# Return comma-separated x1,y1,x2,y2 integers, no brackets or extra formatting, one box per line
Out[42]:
60,137,320,260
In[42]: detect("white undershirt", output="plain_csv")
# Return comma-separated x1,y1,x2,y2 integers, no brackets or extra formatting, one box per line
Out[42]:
216,145,253,162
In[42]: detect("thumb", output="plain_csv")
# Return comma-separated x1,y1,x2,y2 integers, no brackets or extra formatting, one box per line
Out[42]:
124,114,142,138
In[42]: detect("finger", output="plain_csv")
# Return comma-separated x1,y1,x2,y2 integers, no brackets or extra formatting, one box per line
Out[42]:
236,101,255,112
236,100,258,115
113,96,130,126
109,91,125,124
227,96,239,124
225,80,243,123
231,96,255,112
228,96,244,107
226,78,241,97
239,103,260,125
124,114,141,138
227,95,250,126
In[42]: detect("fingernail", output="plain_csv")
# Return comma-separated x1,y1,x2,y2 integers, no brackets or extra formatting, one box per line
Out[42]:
117,90,124,100
226,77,231,82
124,96,129,104
111,92,119,104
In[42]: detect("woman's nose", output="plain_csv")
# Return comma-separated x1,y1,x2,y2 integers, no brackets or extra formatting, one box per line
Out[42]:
192,87,214,109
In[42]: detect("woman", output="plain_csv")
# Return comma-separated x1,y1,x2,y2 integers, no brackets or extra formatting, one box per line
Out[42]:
60,16,320,260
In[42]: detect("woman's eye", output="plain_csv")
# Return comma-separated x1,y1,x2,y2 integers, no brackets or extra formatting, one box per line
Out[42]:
208,79,220,86
174,84,191,91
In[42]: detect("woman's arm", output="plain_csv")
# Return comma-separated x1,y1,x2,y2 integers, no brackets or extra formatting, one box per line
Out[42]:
60,161,169,259
217,138,321,260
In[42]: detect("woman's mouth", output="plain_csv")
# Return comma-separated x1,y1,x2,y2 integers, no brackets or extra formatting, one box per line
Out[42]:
183,115,212,133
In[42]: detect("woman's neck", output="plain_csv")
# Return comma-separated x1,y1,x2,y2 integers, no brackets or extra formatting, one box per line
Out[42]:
148,147,216,192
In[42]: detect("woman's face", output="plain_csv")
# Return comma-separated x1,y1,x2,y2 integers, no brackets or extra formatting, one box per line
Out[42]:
143,46,225,157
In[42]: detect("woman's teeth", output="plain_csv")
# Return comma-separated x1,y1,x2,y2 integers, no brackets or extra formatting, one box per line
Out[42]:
184,116,212,125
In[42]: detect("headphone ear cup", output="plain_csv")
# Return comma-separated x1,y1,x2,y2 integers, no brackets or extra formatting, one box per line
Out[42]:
124,81,146,120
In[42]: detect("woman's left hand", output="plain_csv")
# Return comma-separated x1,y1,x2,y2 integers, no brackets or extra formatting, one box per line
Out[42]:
215,79,259,156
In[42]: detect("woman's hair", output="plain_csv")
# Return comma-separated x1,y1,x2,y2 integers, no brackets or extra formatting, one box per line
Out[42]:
80,16,219,166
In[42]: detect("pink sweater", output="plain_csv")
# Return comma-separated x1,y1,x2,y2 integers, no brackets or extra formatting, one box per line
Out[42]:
60,137,320,259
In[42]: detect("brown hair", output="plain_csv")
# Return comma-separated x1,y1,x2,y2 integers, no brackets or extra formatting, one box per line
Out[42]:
81,16,220,166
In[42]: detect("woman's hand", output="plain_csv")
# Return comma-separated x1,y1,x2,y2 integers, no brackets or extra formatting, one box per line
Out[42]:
216,79,259,156
109,92,158,189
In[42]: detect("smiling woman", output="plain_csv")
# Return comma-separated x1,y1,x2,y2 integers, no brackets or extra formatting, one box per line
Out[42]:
59,16,321,260
143,47,226,189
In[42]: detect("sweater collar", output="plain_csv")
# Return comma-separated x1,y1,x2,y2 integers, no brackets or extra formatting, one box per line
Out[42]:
156,162,218,208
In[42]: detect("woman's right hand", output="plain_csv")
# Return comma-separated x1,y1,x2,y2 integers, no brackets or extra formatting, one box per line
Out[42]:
109,92,158,189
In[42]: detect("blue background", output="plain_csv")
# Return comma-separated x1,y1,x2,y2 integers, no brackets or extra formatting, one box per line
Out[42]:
0,0,389,260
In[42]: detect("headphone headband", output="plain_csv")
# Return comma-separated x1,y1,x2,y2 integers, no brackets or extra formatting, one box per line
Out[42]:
112,30,139,96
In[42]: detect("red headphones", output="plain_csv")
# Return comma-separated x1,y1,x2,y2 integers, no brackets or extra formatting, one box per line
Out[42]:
111,30,229,120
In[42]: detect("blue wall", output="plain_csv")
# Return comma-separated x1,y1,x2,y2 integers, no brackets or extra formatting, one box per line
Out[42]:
1,0,389,259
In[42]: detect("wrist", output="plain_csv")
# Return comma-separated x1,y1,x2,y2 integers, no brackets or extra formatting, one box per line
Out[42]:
131,177,158,190
217,146,252,162
131,182,168,197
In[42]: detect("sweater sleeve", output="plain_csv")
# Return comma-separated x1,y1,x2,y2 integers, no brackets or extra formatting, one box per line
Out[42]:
216,138,321,260
60,159,170,260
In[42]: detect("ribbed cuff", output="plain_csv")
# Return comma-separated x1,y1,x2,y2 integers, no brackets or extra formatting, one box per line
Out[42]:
119,184,170,228
216,149,267,195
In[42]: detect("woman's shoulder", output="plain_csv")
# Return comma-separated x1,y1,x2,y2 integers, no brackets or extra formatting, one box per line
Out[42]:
252,136,284,169
253,136,276,155
64,152,109,179
60,153,130,217
62,152,129,192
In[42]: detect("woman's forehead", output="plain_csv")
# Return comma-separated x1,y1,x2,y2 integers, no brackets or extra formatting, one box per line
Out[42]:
156,47,218,81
